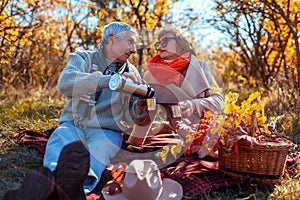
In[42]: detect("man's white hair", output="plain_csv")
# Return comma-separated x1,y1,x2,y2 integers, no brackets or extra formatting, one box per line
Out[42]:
101,22,134,45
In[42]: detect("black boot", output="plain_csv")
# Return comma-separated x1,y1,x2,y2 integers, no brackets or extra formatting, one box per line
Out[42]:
54,140,90,200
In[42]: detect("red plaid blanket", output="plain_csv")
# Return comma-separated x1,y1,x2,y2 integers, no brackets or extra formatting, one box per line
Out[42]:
12,128,300,200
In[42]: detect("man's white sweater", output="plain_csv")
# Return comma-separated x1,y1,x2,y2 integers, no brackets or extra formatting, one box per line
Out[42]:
57,48,149,132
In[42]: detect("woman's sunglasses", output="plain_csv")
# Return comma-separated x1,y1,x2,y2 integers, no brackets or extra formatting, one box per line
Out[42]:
154,37,176,50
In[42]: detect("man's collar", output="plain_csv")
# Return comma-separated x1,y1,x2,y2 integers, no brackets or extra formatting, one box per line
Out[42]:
103,62,128,75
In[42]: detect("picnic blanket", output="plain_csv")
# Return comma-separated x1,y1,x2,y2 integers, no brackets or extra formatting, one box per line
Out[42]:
12,128,300,200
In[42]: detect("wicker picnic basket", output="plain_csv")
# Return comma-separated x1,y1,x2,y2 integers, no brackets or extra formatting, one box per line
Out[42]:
218,140,292,184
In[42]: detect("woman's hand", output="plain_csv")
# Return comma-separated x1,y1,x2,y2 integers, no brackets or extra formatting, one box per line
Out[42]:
179,100,196,118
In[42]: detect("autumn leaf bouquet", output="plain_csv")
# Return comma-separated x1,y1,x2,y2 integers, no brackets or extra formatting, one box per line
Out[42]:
155,98,222,162
156,91,293,175
214,91,293,183
216,91,293,150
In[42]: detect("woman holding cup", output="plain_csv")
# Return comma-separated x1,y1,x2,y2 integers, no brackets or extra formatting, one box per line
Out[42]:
128,27,224,146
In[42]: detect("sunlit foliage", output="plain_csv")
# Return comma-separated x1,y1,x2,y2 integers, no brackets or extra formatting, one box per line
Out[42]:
0,0,180,101
210,0,300,100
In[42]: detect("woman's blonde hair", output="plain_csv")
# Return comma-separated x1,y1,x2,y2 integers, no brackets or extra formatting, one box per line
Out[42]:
157,27,196,55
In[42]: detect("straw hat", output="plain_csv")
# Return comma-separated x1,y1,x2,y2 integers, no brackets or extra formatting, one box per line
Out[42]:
102,159,183,200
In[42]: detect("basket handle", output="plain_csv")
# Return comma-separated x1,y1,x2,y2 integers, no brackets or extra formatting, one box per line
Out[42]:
250,111,256,137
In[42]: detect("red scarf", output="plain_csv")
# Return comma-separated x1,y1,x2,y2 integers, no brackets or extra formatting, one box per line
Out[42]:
147,52,191,86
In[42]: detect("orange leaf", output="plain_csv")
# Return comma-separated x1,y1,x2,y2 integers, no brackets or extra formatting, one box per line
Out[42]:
111,162,128,181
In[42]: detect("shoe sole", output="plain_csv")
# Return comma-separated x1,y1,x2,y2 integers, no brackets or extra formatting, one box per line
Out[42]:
55,140,90,200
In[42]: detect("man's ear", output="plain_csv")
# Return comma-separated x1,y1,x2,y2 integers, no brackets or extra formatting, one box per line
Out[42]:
108,34,114,43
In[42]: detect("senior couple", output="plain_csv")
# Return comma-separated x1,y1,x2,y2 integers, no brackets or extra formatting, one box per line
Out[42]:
5,22,224,200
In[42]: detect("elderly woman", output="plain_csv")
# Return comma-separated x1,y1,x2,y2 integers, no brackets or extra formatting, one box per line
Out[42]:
129,27,224,147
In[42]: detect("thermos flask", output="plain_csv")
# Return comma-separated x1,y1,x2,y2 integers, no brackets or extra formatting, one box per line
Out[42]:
109,74,155,98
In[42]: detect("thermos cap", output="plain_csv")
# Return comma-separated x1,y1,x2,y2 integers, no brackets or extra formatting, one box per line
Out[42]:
109,74,123,91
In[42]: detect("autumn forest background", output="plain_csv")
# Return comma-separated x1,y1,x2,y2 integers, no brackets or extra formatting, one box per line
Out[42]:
0,0,300,199
1,0,300,116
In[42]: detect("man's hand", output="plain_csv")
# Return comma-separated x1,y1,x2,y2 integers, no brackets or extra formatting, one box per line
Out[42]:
137,98,148,113
122,72,147,84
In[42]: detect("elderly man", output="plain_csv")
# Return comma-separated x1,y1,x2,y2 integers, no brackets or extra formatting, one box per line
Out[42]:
5,22,149,200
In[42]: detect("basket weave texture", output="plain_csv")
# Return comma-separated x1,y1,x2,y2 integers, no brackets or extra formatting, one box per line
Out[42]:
218,142,291,184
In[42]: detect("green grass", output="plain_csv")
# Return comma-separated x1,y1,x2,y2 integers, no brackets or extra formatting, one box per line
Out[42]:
0,146,44,196
0,97,66,199
0,97,299,199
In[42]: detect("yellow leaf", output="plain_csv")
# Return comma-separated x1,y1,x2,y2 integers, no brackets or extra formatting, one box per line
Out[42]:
170,142,183,158
211,84,223,93
156,146,169,163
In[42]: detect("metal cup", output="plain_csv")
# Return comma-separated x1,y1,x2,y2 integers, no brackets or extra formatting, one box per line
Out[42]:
146,98,157,111
170,105,182,118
